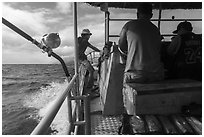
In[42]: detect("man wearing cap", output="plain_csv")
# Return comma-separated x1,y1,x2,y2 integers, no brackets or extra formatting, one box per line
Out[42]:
168,21,194,56
167,21,201,80
118,3,164,83
78,29,100,90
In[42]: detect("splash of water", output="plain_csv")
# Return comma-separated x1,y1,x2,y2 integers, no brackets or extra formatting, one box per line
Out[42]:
23,80,70,135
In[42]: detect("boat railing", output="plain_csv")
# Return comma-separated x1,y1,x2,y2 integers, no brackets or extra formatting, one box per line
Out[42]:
31,74,91,135
86,51,100,66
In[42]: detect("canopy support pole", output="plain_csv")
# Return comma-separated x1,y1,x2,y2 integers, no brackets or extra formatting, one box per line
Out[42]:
105,11,110,45
73,2,79,76
73,2,81,131
158,3,162,31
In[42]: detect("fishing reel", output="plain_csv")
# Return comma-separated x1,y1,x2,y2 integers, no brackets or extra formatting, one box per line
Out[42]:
41,33,61,49
40,33,61,56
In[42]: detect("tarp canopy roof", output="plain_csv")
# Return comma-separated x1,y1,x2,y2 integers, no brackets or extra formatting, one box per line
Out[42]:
86,2,202,10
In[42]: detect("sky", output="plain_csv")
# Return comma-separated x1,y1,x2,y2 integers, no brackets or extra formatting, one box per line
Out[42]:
1,1,202,64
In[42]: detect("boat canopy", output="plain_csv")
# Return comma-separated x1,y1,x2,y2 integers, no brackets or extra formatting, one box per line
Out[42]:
86,2,202,10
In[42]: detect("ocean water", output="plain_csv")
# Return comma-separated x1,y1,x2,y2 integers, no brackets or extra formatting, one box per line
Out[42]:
2,64,74,135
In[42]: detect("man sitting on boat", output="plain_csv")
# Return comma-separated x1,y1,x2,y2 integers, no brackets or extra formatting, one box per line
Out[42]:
118,3,164,84
78,29,101,93
167,21,202,81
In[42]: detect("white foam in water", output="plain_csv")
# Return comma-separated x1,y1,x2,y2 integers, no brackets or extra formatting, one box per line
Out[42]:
24,80,71,135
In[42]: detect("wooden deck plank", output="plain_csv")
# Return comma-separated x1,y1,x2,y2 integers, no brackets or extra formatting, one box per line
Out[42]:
171,115,194,134
186,117,202,135
144,115,163,134
158,115,178,134
130,115,146,134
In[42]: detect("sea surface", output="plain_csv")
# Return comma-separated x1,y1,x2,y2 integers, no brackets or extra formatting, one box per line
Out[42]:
2,64,74,135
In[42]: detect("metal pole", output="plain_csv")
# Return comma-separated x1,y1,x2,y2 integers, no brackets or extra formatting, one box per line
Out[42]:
158,3,162,31
73,3,79,76
84,94,91,135
66,3,80,134
67,92,73,134
73,2,81,133
109,18,201,22
105,11,110,45
73,2,80,97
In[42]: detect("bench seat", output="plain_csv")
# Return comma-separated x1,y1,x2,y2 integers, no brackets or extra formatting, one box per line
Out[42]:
123,79,202,115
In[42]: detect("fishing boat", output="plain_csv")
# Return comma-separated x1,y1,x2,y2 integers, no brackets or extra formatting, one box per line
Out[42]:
2,2,202,135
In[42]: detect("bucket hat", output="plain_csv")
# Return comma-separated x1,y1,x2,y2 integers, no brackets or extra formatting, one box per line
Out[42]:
81,29,92,35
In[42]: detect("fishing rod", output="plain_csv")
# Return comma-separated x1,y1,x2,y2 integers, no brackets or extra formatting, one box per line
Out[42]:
2,17,70,79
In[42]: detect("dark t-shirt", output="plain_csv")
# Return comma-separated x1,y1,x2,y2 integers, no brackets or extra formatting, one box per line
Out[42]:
174,33,202,80
78,37,90,60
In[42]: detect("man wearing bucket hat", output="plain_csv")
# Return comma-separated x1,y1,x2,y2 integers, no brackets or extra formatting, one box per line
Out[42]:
78,29,100,61
167,21,201,80
78,29,100,95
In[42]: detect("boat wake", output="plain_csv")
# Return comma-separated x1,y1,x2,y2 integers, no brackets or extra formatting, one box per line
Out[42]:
23,79,69,135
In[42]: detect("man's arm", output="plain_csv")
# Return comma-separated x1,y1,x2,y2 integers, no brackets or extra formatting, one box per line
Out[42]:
88,44,100,52
167,36,181,56
118,24,128,64
118,25,128,56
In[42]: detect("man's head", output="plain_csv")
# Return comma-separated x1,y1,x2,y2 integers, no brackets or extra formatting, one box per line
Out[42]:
173,21,193,34
137,3,153,19
81,29,92,39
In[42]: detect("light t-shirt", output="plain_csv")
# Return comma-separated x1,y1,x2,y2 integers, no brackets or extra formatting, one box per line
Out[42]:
118,19,164,82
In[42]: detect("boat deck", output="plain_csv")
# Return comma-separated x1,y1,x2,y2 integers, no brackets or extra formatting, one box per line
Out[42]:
90,97,202,135
90,97,121,135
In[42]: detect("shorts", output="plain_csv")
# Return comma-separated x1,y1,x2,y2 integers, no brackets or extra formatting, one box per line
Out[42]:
124,70,164,84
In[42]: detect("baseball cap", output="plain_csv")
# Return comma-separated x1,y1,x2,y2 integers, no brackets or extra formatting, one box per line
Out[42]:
173,21,193,34
81,29,92,35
